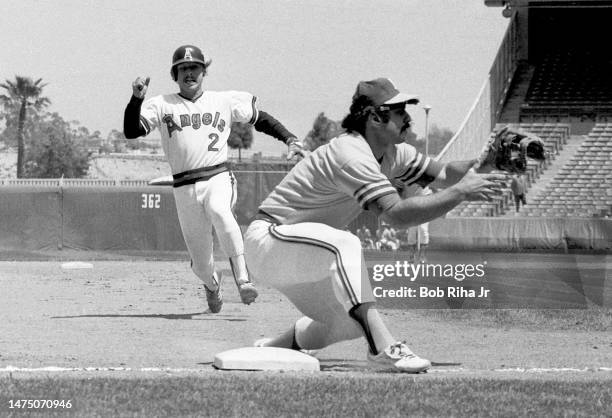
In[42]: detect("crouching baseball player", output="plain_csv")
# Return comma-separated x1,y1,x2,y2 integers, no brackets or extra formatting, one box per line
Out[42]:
245,78,505,372
123,45,305,313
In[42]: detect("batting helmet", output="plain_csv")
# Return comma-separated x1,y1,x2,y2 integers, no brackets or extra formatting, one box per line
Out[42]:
170,45,210,81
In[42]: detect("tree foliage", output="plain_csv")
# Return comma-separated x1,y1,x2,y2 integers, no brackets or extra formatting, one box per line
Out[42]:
304,112,342,151
23,112,91,178
26,134,90,178
0,76,51,177
409,124,454,156
227,121,253,161
0,76,97,178
301,112,453,157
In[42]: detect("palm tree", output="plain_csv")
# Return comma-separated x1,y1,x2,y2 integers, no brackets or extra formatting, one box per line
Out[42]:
0,76,51,177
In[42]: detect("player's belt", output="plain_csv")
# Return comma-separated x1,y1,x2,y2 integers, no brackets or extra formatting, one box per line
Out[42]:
253,209,281,224
172,163,228,188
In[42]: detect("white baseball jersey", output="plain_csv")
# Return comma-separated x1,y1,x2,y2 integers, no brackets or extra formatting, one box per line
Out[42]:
258,132,435,229
139,91,258,174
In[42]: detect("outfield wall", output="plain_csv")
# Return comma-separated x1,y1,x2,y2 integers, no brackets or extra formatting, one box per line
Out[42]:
0,186,610,252
0,186,185,251
0,187,62,251
0,172,285,252
430,217,612,251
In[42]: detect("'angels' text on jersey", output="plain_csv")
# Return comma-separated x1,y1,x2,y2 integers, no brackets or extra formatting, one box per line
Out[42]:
162,111,226,137
139,90,258,174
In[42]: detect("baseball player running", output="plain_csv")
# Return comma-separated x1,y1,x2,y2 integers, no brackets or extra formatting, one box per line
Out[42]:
245,78,505,372
123,45,305,313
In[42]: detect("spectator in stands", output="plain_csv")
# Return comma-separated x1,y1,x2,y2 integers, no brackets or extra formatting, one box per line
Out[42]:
395,227,409,250
510,173,528,213
356,226,375,249
365,228,376,249
374,224,384,250
376,222,400,251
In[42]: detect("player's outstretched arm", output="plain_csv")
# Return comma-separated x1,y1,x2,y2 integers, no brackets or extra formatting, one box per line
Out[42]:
253,111,308,160
369,171,506,227
123,76,150,139
429,159,480,188
428,126,546,186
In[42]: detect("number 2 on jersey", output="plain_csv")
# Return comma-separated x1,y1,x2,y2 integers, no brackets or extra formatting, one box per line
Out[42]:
208,133,219,151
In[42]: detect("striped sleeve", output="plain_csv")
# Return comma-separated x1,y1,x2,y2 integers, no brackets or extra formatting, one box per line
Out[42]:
229,91,258,124
354,180,397,208
337,159,398,209
249,96,259,125
395,150,443,187
139,115,152,135
139,96,161,135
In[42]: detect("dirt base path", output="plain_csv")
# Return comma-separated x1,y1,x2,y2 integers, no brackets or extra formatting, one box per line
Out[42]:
1,259,610,373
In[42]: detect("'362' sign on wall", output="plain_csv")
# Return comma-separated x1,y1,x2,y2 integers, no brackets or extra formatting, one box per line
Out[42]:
141,193,161,209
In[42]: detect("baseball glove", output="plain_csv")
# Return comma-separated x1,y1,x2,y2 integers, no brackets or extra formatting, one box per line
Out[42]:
478,125,546,173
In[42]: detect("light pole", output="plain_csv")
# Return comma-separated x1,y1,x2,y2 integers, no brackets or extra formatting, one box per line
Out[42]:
423,105,432,156
417,105,432,259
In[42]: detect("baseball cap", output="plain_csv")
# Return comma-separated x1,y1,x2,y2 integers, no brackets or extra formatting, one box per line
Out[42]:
352,78,419,110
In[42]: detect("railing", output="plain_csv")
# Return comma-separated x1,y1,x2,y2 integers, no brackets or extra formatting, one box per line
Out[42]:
0,178,150,187
489,10,519,123
91,153,167,161
437,11,518,163
436,79,493,163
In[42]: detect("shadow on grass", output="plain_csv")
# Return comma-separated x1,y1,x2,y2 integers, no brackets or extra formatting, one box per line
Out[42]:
431,362,463,366
319,360,462,373
319,360,367,372
50,312,247,321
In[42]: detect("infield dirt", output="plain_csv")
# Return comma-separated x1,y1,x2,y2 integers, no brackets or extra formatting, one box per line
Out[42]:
0,253,610,373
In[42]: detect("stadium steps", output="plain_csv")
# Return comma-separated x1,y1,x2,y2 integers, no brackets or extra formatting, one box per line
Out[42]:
520,126,612,217
514,135,586,217
448,124,570,218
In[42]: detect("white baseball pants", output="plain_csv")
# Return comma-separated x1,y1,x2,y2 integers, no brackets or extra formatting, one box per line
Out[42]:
173,171,242,287
244,220,375,345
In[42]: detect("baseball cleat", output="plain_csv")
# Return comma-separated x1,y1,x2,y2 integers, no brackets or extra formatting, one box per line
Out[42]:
204,276,223,314
253,337,273,347
254,338,319,357
236,281,258,305
367,342,431,373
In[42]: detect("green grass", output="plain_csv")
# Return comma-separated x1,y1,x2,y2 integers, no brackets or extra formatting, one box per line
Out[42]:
1,373,610,418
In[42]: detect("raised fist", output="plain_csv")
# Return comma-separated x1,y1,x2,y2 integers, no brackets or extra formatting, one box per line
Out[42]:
132,76,150,99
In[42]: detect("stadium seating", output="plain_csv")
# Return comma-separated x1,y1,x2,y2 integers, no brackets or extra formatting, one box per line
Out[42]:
517,51,612,134
446,123,569,218
526,51,612,107
445,122,612,219
520,123,612,218
447,123,610,220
